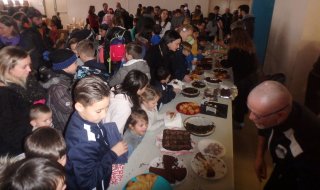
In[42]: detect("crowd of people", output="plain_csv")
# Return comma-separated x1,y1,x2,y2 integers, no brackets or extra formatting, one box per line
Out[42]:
0,2,319,190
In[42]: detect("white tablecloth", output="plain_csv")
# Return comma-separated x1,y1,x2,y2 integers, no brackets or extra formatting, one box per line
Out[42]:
109,82,234,190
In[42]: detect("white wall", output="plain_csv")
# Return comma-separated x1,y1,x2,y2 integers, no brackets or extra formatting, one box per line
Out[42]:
264,0,320,103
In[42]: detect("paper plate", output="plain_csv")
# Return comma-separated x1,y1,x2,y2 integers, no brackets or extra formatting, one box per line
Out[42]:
123,173,172,190
198,139,226,157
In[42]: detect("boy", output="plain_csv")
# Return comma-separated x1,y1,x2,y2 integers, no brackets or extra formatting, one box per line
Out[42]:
24,127,67,166
154,66,180,109
76,39,109,81
65,76,128,190
150,24,162,46
108,42,150,87
29,104,53,130
45,49,78,133
181,41,193,72
0,157,66,190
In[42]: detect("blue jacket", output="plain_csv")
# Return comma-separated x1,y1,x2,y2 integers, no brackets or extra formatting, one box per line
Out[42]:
65,111,127,190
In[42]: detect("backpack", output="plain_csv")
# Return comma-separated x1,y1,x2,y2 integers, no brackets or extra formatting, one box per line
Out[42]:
109,30,126,62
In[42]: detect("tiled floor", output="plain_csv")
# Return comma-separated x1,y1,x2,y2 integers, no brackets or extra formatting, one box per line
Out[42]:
233,117,273,190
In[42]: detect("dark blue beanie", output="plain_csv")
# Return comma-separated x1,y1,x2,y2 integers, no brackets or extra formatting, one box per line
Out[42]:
49,49,77,71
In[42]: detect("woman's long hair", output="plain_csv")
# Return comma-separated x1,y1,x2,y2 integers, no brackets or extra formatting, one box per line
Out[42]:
0,15,19,36
229,28,255,54
158,30,181,56
114,70,149,108
0,46,29,87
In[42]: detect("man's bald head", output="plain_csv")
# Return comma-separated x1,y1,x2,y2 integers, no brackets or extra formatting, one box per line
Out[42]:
247,81,292,129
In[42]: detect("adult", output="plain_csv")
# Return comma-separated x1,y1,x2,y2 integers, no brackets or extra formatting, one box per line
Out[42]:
0,46,33,156
19,7,52,71
86,5,99,34
135,4,143,19
220,27,258,128
191,5,203,23
154,5,161,21
156,9,171,38
248,81,320,190
222,8,233,35
144,30,181,84
102,8,114,26
171,9,184,30
305,55,320,116
114,2,132,30
238,4,255,39
206,6,221,42
97,3,108,24
0,15,20,49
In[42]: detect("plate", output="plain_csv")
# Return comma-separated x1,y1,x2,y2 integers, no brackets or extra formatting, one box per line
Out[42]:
191,153,227,180
123,173,172,190
213,69,230,80
176,102,200,115
149,156,187,186
192,81,206,88
181,87,200,98
198,139,226,157
219,87,238,100
183,117,216,136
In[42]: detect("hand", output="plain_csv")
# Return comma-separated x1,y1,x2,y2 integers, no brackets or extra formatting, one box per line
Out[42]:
183,75,192,83
111,141,128,156
173,88,181,94
166,111,176,119
254,157,267,182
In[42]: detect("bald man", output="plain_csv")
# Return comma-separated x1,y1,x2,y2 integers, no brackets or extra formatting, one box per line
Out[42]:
247,81,320,190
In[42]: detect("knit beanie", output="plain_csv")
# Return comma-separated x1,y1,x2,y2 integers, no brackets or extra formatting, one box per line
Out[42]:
49,49,77,71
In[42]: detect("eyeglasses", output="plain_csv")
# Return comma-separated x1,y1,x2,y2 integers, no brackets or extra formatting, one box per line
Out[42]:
248,104,290,120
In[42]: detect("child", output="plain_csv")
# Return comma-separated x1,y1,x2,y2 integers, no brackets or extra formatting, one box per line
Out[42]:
45,49,78,133
154,66,180,109
65,75,128,190
76,39,109,81
123,109,148,157
0,157,66,190
108,42,150,87
140,87,165,131
67,37,84,66
29,104,53,130
181,41,193,72
150,24,162,46
24,127,67,166
104,70,149,134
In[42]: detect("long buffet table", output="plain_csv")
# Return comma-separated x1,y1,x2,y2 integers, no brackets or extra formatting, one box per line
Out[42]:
109,68,235,189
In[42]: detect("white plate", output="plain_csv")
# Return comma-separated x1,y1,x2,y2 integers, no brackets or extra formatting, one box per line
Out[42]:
191,153,227,180
149,156,187,186
183,117,216,136
164,113,183,129
198,139,226,157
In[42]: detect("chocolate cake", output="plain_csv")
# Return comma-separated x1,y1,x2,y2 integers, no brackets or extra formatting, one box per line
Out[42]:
205,77,222,84
185,122,215,134
149,155,187,184
220,88,231,97
162,129,192,151
192,81,206,88
182,87,200,97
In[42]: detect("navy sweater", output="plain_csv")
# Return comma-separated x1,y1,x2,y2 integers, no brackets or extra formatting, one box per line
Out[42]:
65,111,127,190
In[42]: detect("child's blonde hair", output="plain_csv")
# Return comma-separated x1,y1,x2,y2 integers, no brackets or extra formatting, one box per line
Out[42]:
140,86,161,103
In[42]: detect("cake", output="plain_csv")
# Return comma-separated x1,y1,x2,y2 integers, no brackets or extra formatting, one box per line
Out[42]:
162,129,192,151
182,87,200,97
220,88,231,97
192,81,206,88
149,155,187,184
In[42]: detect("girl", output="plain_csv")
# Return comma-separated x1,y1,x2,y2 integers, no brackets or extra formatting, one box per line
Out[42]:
220,27,259,128
156,9,171,38
103,70,149,134
140,87,165,131
123,109,148,157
